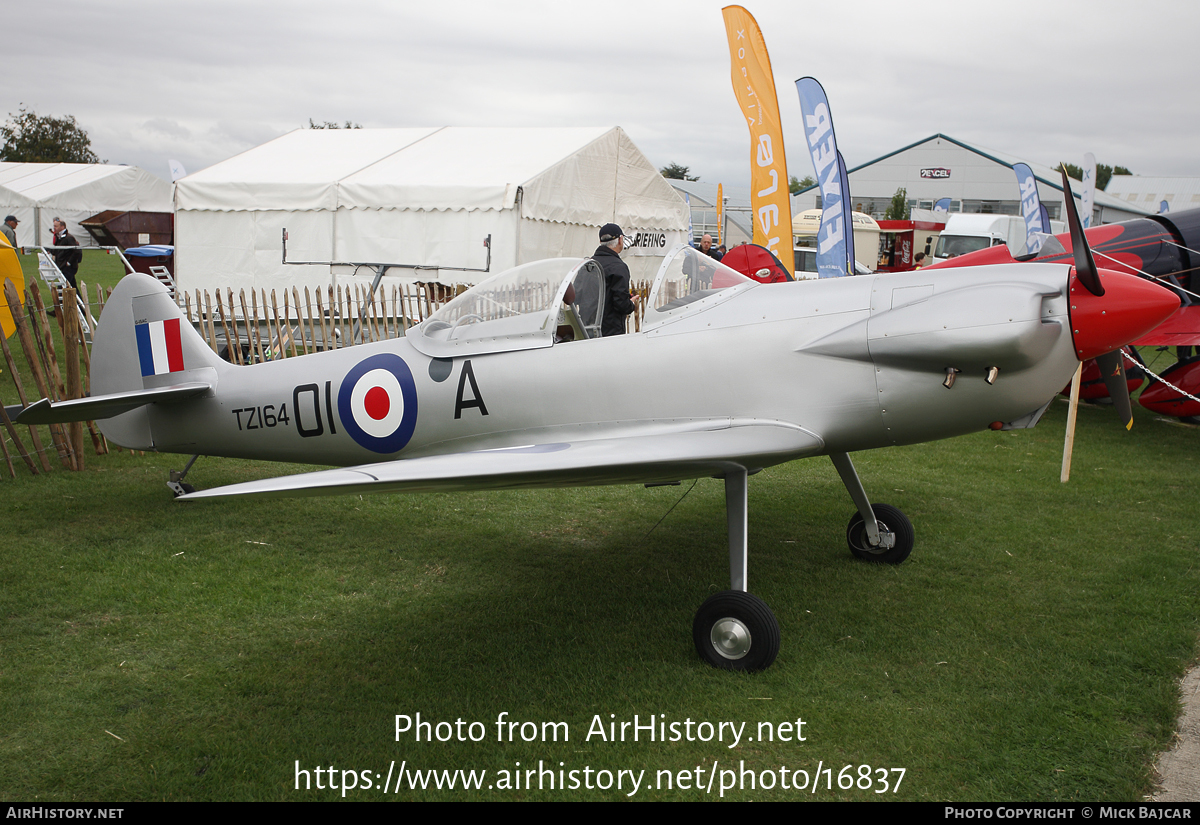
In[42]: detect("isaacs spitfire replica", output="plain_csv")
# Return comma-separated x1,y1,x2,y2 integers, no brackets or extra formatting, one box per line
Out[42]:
16,182,1180,671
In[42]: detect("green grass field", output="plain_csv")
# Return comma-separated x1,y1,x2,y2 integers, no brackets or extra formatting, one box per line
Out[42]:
0,256,1197,800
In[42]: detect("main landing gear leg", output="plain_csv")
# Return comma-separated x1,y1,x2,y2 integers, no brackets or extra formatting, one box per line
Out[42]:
831,452,914,564
167,454,201,498
692,467,781,671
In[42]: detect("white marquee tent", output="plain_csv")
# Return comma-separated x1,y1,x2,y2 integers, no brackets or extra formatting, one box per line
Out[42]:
173,126,691,294
0,162,173,248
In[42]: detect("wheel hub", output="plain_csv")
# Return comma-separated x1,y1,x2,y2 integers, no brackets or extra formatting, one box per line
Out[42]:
855,520,896,553
710,617,752,660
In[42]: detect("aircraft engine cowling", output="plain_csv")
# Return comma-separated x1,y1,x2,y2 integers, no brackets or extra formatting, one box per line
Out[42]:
865,282,1064,372
1066,268,1180,361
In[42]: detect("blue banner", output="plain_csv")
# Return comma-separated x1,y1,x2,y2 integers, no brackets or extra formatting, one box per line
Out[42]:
837,150,856,273
1160,200,1170,214
1012,163,1046,255
933,197,951,216
795,77,853,278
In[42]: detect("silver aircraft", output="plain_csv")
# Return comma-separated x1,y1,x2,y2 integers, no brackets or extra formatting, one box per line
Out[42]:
15,183,1180,671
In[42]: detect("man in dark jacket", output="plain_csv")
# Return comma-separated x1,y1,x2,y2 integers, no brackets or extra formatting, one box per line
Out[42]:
593,223,639,336
50,218,82,288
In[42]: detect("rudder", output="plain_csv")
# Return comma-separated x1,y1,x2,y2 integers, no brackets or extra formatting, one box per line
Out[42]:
91,273,226,449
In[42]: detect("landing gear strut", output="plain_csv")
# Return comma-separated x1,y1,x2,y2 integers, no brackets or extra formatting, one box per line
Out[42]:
691,454,914,672
167,454,201,497
692,467,781,671
832,452,914,564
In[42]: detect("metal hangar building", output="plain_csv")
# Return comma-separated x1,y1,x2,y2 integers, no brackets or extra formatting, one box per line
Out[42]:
793,134,1152,226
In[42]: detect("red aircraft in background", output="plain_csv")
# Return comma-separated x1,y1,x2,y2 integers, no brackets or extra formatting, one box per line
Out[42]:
925,206,1200,422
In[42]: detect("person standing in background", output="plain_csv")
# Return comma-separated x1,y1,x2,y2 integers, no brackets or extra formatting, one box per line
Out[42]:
50,218,81,287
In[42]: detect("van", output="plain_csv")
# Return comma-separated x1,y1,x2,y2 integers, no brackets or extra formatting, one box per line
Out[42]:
933,214,1065,263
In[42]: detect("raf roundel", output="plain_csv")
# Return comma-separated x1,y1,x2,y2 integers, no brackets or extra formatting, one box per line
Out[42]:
338,354,418,453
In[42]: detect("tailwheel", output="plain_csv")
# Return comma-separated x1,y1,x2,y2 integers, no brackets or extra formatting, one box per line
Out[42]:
693,590,780,671
846,503,913,564
167,455,201,498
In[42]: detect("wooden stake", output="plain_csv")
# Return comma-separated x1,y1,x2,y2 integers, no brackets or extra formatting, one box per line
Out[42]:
214,291,234,364
51,285,66,340
0,398,35,475
202,290,216,354
315,290,329,352
389,285,397,339
338,285,350,348
1061,362,1083,483
249,288,264,363
340,285,350,347
1,280,49,472
285,289,299,358
368,286,379,342
29,283,65,401
0,347,38,473
270,289,284,359
237,289,252,363
63,287,84,469
226,289,241,364
6,281,71,469
72,279,103,454
304,286,317,353
28,284,76,468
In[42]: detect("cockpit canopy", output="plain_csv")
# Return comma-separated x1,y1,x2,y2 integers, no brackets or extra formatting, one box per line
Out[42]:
410,258,600,357
407,246,756,357
643,246,755,331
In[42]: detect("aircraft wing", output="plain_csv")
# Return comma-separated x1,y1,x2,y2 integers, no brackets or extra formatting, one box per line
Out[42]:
1133,305,1200,347
10,382,212,425
178,422,824,501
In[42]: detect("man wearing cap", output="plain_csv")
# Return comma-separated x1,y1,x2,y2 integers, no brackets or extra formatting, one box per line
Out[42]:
593,223,640,336
1,216,17,249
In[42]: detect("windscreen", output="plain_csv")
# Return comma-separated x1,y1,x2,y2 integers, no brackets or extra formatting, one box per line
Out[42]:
644,246,755,330
935,235,990,259
412,258,587,356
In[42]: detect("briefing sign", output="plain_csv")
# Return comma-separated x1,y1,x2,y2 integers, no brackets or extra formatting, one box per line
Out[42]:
623,230,685,256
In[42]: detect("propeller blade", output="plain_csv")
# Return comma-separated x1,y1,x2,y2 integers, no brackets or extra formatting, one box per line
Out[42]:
1061,168,1103,296
1095,350,1134,430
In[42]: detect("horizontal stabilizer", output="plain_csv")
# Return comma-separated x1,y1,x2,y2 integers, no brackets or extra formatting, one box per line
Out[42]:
179,423,824,502
12,382,212,425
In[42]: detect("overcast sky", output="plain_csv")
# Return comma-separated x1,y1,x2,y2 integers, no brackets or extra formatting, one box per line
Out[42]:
7,0,1199,186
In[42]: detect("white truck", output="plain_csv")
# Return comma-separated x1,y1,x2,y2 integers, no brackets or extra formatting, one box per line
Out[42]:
932,214,1065,263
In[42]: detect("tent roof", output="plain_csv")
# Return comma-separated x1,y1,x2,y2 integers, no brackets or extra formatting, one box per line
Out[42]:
175,126,689,228
0,182,35,210
0,162,173,212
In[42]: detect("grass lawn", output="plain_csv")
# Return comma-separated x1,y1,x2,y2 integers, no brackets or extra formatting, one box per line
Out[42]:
0,258,1197,800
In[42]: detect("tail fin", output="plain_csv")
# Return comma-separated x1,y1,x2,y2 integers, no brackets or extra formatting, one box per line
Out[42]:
87,273,225,448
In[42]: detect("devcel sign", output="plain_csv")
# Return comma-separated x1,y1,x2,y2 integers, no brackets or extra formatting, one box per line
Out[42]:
920,168,951,179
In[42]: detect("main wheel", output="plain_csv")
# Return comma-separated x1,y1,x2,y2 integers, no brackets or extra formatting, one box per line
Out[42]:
846,503,913,564
693,590,780,671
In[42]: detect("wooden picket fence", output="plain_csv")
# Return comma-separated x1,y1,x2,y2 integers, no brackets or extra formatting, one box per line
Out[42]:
1,278,111,477
0,277,654,479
